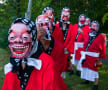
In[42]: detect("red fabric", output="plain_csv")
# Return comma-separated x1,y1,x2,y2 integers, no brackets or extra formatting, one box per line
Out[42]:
51,25,64,44
2,53,68,90
51,40,67,73
73,24,91,60
82,34,107,71
55,23,75,54
64,24,75,54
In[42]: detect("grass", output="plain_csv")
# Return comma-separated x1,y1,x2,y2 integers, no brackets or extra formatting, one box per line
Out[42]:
64,65,108,90
106,46,108,55
0,48,108,90
0,48,10,89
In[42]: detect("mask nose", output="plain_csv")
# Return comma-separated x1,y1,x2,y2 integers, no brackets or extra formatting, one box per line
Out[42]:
14,37,23,43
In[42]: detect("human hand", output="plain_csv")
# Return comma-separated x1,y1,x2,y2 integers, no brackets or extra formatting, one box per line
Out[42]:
78,28,83,33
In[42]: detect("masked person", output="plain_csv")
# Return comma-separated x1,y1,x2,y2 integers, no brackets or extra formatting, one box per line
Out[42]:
85,17,91,28
79,21,106,90
55,7,75,77
42,7,64,44
2,18,68,90
36,15,67,75
71,14,91,76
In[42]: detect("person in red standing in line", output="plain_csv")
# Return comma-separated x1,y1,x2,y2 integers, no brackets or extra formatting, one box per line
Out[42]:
55,7,75,77
2,18,68,90
42,7,64,44
72,14,91,76
80,21,106,90
35,15,67,74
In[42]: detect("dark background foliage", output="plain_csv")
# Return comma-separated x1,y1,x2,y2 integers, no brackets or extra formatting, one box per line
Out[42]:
0,0,108,48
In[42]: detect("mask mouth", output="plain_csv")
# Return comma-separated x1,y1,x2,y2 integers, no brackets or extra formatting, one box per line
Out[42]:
91,29,97,33
80,20,85,24
13,45,28,54
10,43,31,58
62,16,69,21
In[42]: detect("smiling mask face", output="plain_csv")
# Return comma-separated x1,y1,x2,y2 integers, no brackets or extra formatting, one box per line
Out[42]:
8,23,32,59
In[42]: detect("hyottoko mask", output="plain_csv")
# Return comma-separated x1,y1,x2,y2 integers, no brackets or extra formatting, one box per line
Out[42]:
91,21,99,32
61,8,70,21
36,15,52,40
8,18,37,59
79,14,86,25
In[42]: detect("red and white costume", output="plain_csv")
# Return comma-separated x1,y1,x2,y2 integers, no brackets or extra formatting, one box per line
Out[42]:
80,33,106,81
72,14,91,66
3,53,68,90
2,18,68,90
36,15,66,74
55,8,75,74
55,23,75,54
80,21,107,81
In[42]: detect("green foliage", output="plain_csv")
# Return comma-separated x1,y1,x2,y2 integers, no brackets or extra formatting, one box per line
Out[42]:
31,0,52,21
0,0,108,49
102,13,108,25
0,48,10,89
50,0,108,25
0,0,52,49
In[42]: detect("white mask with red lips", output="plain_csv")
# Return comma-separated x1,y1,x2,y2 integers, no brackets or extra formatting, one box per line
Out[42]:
8,18,37,59
90,21,99,33
61,7,70,24
78,14,86,27
8,23,32,59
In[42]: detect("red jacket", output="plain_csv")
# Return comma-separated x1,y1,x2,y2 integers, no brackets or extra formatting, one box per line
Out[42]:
2,53,68,90
82,34,107,71
50,39,67,73
73,24,91,60
52,25,64,44
55,23,75,54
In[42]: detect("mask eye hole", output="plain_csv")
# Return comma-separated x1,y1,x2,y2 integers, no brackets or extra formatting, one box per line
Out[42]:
23,36,28,39
40,23,43,26
22,34,30,41
8,33,15,40
10,36,14,39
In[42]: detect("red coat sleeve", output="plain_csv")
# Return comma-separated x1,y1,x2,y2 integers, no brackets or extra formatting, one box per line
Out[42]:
42,54,68,90
65,25,75,54
52,25,64,44
2,72,21,90
51,40,67,73
43,61,68,90
99,34,107,59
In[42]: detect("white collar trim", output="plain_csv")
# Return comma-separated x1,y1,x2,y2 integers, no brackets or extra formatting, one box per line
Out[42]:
4,58,42,75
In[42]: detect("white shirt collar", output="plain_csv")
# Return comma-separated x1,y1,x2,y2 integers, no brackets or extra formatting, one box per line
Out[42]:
4,58,42,75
